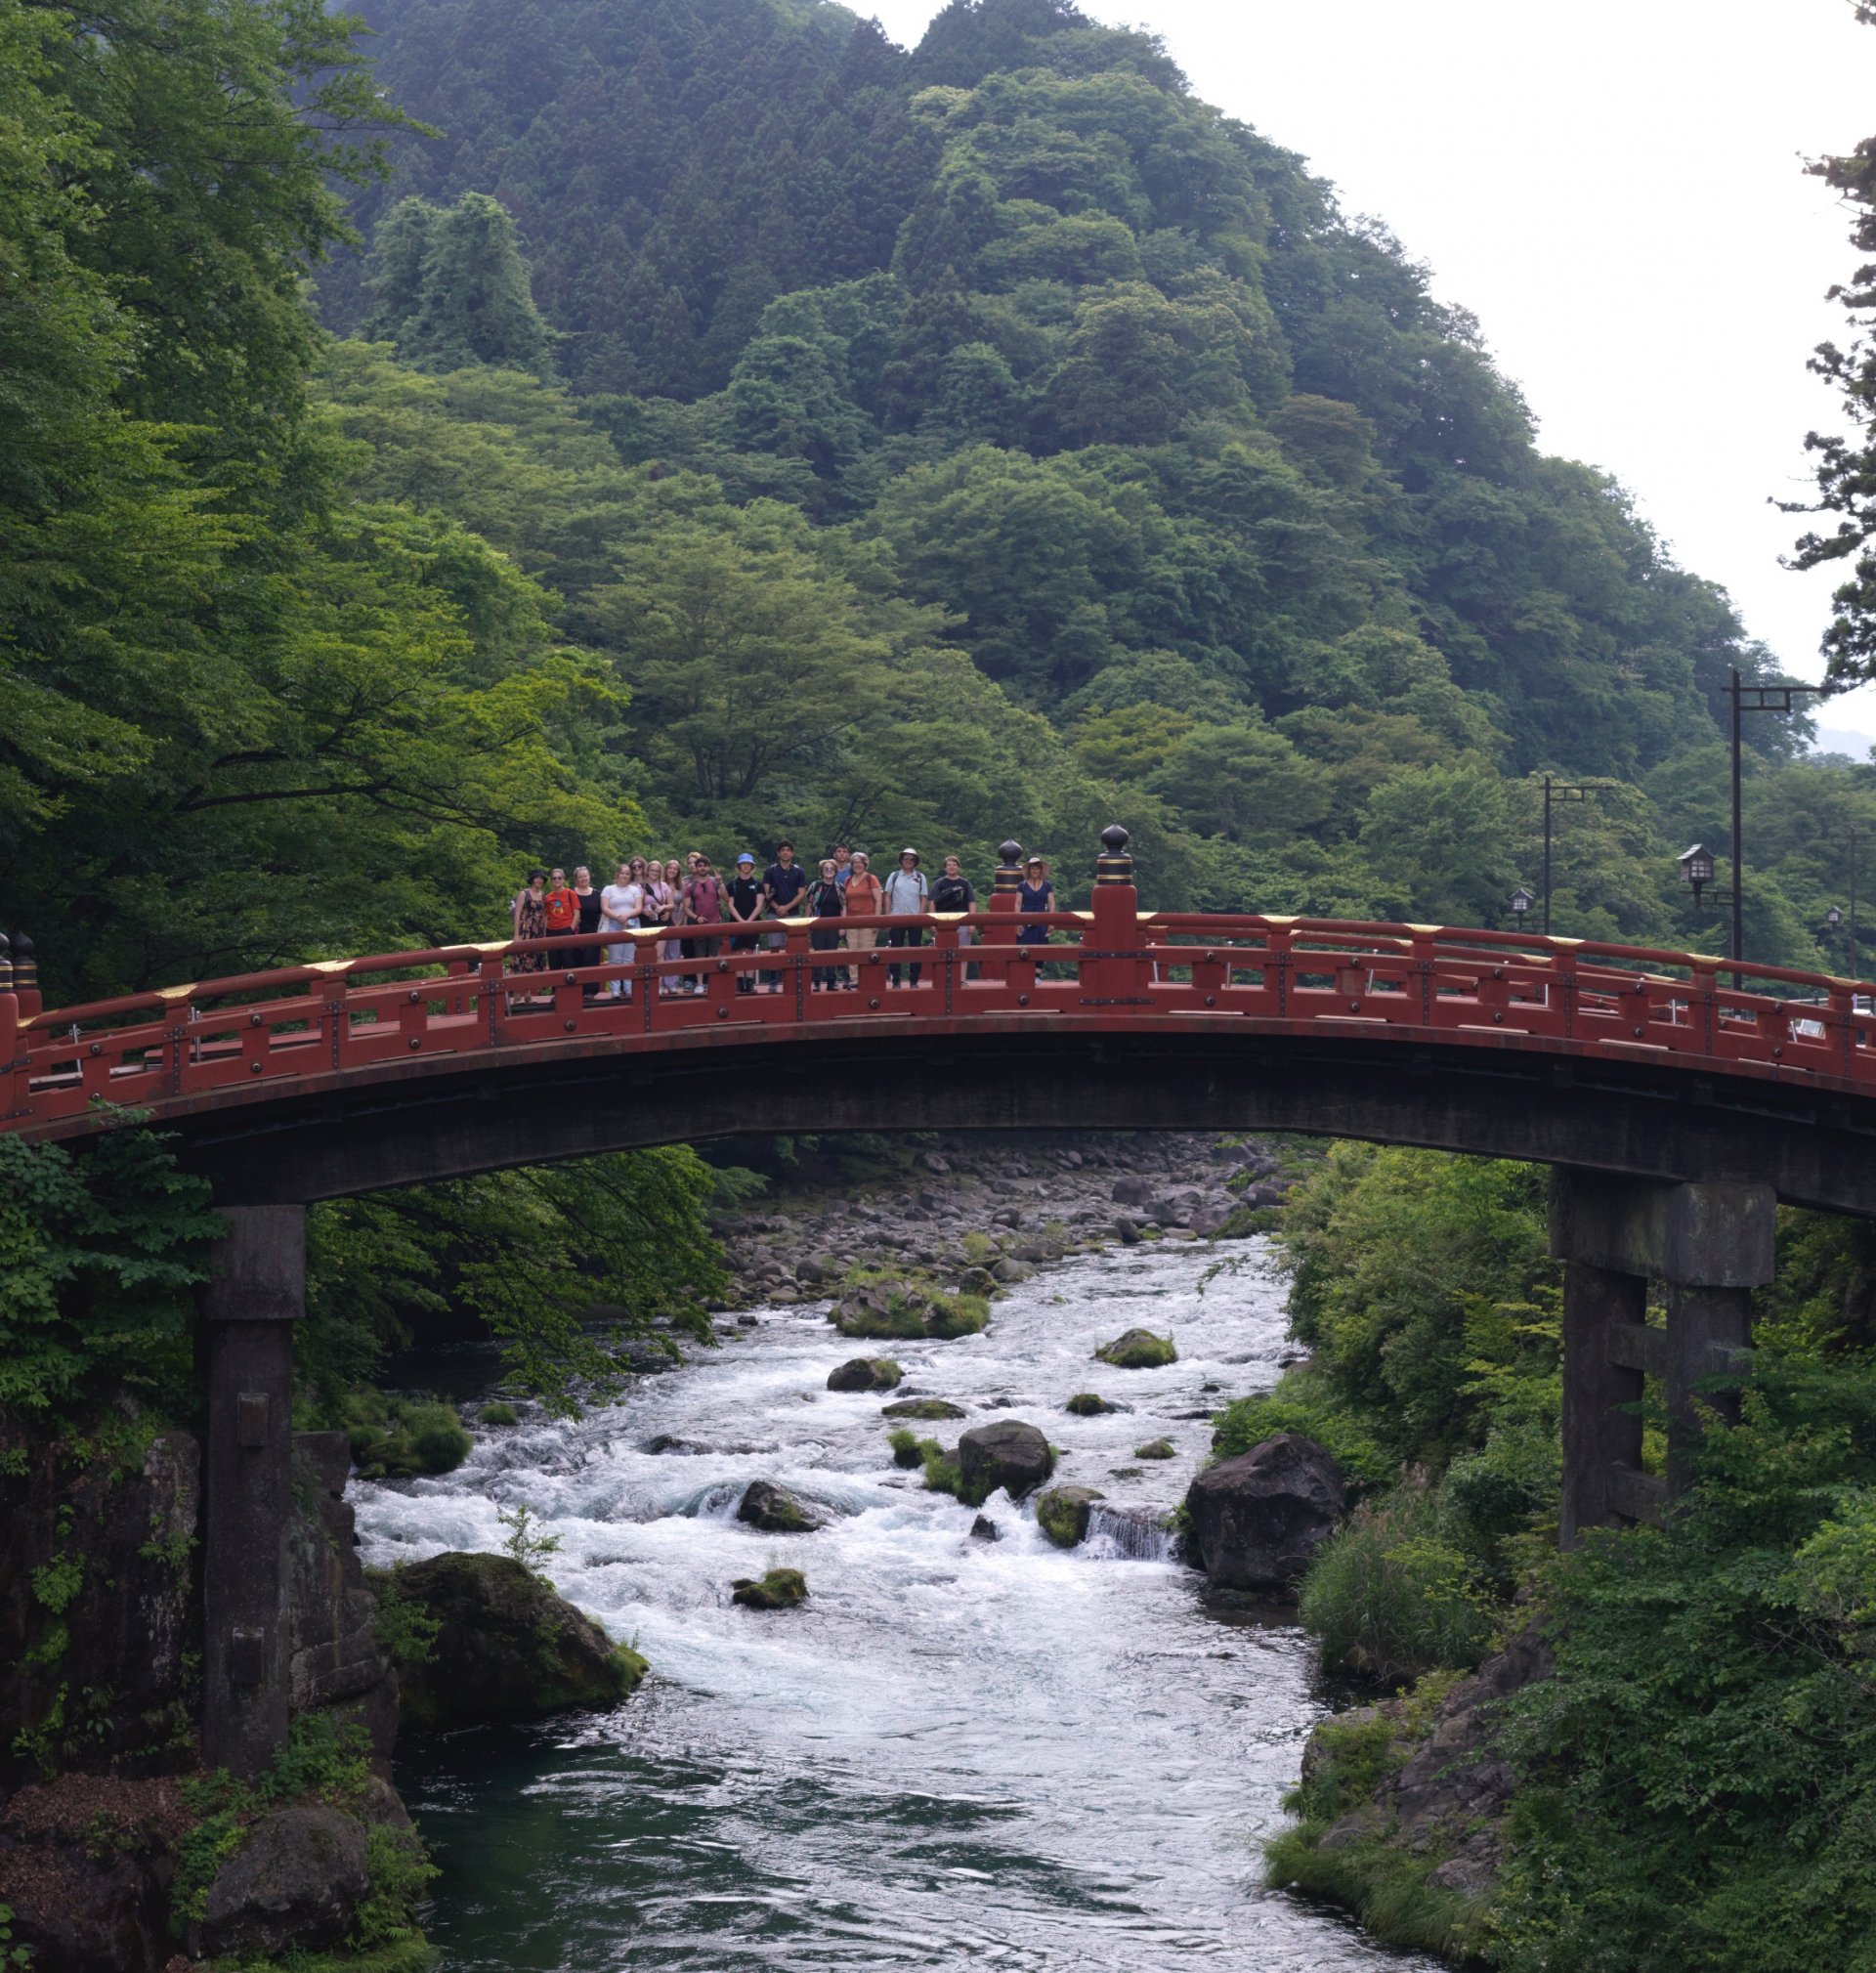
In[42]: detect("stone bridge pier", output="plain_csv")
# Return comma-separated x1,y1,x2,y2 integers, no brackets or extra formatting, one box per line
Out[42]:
201,1204,303,1778
1551,1170,1774,1547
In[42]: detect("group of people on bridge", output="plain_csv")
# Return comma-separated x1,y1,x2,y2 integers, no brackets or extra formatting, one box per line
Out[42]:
509,842,1061,996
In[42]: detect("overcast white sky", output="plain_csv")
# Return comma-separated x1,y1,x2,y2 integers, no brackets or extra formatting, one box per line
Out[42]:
865,0,1876,747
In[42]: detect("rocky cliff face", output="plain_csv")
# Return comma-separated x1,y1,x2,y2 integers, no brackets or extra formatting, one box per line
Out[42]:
0,1429,200,1789
289,1431,400,1769
0,1426,404,1973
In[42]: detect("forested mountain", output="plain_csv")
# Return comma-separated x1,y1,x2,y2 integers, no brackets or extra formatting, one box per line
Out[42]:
4,0,1868,1001
301,0,1868,967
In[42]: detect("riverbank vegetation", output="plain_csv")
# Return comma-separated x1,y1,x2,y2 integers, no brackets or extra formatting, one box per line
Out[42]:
1256,1141,1876,1969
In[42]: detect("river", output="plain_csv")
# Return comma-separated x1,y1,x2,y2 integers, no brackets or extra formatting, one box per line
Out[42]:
355,1232,1437,1972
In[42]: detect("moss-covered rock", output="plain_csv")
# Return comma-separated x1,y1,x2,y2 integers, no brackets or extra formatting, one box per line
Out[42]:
477,1400,519,1427
736,1480,825,1533
1134,1438,1176,1459
341,1389,471,1477
827,1356,902,1392
373,1552,645,1729
831,1277,988,1341
732,1567,807,1609
1094,1328,1177,1369
1036,1484,1104,1548
887,1427,924,1468
1065,1393,1115,1415
880,1396,966,1420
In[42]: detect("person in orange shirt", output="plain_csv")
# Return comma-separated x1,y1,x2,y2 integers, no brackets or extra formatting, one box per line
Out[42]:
841,850,884,989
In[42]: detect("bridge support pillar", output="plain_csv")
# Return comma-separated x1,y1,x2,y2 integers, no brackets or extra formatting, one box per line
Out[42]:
1550,1171,1772,1546
201,1204,303,1778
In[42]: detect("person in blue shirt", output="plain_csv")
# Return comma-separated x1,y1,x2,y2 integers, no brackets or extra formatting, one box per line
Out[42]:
1018,855,1055,945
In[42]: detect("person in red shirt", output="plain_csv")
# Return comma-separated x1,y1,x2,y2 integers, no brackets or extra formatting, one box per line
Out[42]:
542,867,579,945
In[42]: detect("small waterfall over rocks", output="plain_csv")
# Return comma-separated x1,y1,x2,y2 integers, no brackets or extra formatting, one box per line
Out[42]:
1085,1503,1183,1563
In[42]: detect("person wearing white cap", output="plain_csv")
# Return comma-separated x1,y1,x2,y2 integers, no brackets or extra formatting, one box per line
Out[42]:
881,846,928,987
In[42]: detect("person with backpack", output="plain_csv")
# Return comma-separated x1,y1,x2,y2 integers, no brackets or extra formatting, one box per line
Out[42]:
679,857,726,991
881,846,929,987
808,858,845,990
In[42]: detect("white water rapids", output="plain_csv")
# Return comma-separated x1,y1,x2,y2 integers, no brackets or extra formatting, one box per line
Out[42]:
356,1234,1439,1971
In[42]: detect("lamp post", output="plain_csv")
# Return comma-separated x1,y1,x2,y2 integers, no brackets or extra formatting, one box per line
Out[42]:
1725,666,1836,963
1509,885,1535,925
1679,842,1718,913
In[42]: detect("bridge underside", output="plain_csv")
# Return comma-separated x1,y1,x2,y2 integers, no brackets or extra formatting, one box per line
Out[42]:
179,1023,1876,1217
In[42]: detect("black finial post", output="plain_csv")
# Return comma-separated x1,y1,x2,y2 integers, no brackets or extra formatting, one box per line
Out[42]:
0,932,11,996
11,931,37,1015
1094,823,1133,887
994,840,1025,896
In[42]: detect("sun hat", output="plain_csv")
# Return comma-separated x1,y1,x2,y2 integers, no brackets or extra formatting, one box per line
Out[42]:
737,852,755,866
900,846,919,861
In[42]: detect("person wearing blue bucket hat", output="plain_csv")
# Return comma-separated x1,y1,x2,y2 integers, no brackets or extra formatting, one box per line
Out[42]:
727,852,763,995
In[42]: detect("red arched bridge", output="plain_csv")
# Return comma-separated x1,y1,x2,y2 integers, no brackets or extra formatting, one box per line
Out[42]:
5,829,1868,1774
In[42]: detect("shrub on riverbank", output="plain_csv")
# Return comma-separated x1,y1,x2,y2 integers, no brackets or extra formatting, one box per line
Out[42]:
1299,1489,1498,1680
1210,1367,1392,1489
340,1390,472,1478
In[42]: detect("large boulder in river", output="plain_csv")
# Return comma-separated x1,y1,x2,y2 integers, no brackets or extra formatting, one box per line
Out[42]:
958,1420,1054,1505
737,1480,826,1533
1184,1434,1345,1593
377,1552,646,1729
200,1803,369,1959
1036,1484,1104,1548
827,1356,901,1393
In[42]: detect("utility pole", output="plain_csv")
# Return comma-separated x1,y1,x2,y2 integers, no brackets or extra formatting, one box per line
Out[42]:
1539,775,1599,937
1727,666,1836,964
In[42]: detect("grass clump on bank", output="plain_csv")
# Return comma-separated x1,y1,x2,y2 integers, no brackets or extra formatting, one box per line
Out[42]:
478,1400,519,1427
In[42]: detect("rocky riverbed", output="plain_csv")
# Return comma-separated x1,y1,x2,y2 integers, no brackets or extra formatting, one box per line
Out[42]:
708,1129,1297,1313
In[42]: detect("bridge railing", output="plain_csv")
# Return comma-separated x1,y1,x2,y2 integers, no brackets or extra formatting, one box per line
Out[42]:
7,859,1874,1138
